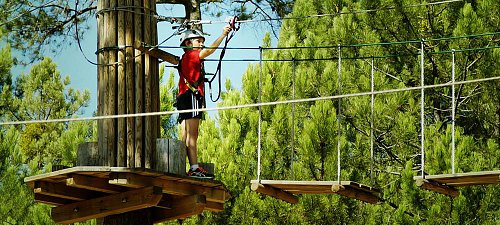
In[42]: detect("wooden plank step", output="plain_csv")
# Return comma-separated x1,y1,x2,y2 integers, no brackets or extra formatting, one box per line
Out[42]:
250,181,298,204
415,179,459,198
250,180,381,204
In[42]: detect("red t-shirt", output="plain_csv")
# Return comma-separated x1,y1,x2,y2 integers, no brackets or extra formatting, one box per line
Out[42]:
178,50,204,96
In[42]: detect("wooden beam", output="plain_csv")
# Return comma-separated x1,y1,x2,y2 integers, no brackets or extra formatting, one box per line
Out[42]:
435,175,500,186
51,186,163,224
206,201,224,212
34,181,104,201
66,174,127,194
109,173,229,203
415,179,459,198
250,181,298,204
135,40,179,65
331,185,381,204
34,193,75,206
156,194,173,209
152,195,206,223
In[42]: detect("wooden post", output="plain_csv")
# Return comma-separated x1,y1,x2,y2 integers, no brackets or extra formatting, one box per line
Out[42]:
97,0,160,224
97,0,159,167
133,0,144,168
156,139,186,175
125,0,135,168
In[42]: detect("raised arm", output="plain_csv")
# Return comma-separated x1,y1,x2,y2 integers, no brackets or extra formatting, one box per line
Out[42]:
199,25,232,59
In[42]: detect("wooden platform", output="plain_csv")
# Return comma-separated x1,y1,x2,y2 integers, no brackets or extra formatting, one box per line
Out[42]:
250,180,381,204
414,170,500,197
24,166,230,224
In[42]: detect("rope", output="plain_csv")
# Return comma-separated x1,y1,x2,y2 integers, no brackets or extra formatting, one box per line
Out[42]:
206,28,238,102
1,75,499,126
337,44,342,184
257,47,263,181
155,31,499,51
420,41,425,179
75,0,115,66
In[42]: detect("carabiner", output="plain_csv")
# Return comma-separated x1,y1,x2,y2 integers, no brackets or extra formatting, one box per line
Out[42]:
228,16,240,31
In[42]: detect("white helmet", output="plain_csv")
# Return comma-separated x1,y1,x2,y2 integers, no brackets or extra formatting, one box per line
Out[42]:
179,29,205,46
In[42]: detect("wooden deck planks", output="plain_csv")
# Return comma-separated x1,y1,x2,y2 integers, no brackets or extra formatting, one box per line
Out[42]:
24,166,225,188
24,166,231,223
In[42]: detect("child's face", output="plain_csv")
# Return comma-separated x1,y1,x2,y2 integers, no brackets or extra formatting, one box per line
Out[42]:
187,38,205,50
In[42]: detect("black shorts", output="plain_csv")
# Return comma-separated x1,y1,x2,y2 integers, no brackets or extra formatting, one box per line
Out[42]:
176,91,204,123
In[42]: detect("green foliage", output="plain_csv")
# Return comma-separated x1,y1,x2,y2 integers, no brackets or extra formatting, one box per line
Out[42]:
159,66,179,139
0,0,96,62
1,0,499,224
186,0,500,224
0,44,92,223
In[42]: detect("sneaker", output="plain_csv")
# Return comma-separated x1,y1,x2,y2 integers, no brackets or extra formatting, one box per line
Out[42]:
187,167,214,179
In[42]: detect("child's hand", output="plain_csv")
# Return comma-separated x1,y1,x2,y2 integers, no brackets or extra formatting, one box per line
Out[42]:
222,25,232,36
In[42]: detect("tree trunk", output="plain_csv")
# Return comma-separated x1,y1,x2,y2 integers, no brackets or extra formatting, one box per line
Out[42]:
97,0,161,223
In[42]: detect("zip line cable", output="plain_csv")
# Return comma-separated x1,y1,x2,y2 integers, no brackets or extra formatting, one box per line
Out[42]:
180,0,464,25
1,75,498,126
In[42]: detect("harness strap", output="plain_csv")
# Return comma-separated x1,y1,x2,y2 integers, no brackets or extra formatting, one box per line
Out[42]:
178,59,205,95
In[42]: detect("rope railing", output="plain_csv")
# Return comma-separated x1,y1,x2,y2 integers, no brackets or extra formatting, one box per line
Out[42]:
153,31,499,51
1,75,498,126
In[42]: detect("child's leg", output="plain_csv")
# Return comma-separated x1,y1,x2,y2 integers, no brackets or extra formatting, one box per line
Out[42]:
183,118,200,166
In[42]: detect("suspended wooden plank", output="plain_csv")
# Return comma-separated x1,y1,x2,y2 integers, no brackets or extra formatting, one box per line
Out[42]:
414,170,500,196
51,186,163,224
331,183,381,204
415,179,459,198
250,181,298,204
250,180,381,204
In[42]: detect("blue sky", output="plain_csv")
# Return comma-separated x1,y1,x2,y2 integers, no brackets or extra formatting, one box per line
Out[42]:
13,4,275,118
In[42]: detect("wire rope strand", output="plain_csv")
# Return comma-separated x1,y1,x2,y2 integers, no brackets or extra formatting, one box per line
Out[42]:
187,45,499,63
291,59,296,180
1,75,499,126
451,49,456,174
257,46,263,182
420,40,425,179
370,57,375,185
337,44,342,184
154,31,499,52
184,0,463,26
